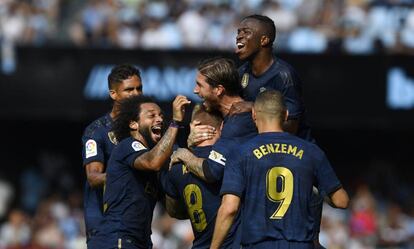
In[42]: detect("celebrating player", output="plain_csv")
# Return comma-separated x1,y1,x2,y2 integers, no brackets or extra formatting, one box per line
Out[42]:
81,64,142,248
96,95,190,249
210,90,349,249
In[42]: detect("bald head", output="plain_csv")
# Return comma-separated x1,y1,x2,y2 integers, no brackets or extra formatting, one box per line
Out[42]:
253,90,287,124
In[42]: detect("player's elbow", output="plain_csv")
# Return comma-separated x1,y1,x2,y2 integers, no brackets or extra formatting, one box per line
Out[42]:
86,174,105,188
220,197,239,217
330,188,350,209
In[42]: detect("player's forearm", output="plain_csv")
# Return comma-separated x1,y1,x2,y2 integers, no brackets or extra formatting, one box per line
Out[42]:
210,204,237,249
87,172,106,188
135,126,178,171
179,151,207,181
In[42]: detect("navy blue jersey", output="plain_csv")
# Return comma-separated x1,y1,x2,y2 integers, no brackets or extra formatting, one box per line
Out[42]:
239,59,313,142
163,146,237,249
204,111,257,182
221,132,341,245
101,137,159,249
81,113,116,235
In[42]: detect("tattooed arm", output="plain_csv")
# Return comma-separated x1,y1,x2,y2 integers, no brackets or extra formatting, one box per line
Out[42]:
134,95,190,171
170,148,207,181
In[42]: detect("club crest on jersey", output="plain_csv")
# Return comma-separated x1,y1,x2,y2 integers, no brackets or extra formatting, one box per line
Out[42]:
241,73,249,88
107,131,118,145
132,141,146,152
85,139,97,158
208,150,226,166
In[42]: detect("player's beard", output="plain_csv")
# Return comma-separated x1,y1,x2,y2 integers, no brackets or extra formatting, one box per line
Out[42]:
139,125,157,149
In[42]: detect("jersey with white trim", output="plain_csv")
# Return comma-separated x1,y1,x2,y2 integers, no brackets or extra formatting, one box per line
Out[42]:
81,113,115,233
221,132,342,245
239,59,313,142
101,137,158,249
162,146,238,249
204,111,257,182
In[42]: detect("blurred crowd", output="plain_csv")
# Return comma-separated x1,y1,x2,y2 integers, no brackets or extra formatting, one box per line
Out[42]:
0,151,414,249
1,0,414,53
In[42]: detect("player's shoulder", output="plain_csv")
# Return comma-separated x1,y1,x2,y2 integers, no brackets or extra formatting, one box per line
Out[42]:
83,114,112,138
288,134,326,159
273,58,301,83
113,137,148,156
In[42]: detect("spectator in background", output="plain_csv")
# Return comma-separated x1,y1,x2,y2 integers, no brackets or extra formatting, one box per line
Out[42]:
0,209,31,248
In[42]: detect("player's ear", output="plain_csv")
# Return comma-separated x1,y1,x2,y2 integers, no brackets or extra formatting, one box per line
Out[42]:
284,110,289,122
252,107,257,122
261,35,270,47
129,120,139,130
215,85,225,96
109,89,117,101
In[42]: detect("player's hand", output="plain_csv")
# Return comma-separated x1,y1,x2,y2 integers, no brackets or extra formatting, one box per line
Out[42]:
187,120,216,148
169,148,190,170
228,101,253,116
172,95,191,122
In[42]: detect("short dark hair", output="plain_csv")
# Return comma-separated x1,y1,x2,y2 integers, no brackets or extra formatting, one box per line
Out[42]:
243,14,276,45
191,104,223,130
254,90,286,122
197,57,241,96
108,64,142,90
112,95,155,142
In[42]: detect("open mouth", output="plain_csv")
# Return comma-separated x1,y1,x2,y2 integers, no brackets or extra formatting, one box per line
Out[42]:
151,125,162,141
235,42,245,53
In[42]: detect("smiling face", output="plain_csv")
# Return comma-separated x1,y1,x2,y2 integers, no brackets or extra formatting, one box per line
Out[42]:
236,17,274,61
193,72,220,111
137,103,163,146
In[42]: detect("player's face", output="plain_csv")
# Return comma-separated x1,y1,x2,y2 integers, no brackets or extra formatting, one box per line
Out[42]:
193,72,219,111
112,75,143,102
138,103,164,146
236,18,262,60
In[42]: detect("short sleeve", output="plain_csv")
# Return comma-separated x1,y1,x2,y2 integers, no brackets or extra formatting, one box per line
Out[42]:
82,133,105,165
314,150,342,196
204,138,237,182
220,148,245,197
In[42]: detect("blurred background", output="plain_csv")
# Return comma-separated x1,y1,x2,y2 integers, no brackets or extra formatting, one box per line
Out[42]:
1,0,414,248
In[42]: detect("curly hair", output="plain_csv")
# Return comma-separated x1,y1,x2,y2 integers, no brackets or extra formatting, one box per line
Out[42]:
112,95,156,142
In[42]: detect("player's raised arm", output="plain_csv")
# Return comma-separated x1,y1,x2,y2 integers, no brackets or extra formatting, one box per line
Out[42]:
134,95,190,171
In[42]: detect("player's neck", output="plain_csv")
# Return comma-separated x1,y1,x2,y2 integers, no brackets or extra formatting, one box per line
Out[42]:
110,103,120,119
219,95,244,116
256,119,284,133
251,52,274,76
